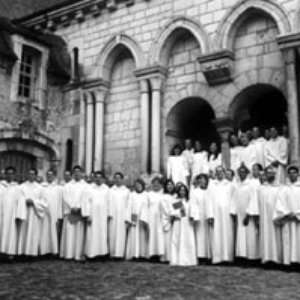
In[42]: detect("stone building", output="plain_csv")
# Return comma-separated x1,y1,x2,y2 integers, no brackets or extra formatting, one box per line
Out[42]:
1,0,300,182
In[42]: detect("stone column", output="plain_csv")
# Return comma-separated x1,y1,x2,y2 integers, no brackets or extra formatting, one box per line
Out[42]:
283,48,300,165
78,88,86,167
85,91,94,174
150,76,164,174
138,79,150,174
93,88,107,171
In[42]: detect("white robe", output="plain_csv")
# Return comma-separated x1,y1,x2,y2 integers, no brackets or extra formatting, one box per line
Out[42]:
145,190,165,257
274,182,300,264
0,182,21,255
240,144,256,172
230,146,243,173
190,188,211,259
257,183,282,263
265,137,288,184
108,185,130,258
208,154,222,178
191,151,209,180
170,198,197,266
251,137,266,167
207,179,235,264
182,148,194,174
18,181,46,256
39,182,63,255
85,184,109,258
167,156,189,186
60,180,90,260
230,179,260,259
125,191,149,260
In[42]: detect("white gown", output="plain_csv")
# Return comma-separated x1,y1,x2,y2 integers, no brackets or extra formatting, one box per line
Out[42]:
18,181,46,256
208,154,222,177
230,179,260,259
170,197,197,266
257,183,282,263
240,144,256,171
85,184,109,258
182,148,194,175
0,182,21,255
125,191,149,259
274,182,300,264
251,137,266,167
108,185,130,258
167,156,189,186
39,182,63,255
230,146,243,173
191,151,209,180
60,180,90,260
190,188,211,259
207,179,235,264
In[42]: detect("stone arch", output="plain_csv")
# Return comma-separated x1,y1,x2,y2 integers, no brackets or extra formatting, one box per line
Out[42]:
216,0,291,50
95,33,146,81
294,1,300,31
149,16,212,67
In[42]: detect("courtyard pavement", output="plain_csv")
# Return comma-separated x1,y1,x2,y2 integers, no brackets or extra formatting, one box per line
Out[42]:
0,259,299,300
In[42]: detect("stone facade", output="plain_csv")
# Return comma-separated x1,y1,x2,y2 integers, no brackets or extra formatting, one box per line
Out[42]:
1,0,300,181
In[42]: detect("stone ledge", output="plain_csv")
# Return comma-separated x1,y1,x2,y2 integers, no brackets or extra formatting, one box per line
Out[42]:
277,32,300,50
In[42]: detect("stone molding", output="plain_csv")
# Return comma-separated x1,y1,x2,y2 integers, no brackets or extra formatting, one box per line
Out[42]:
277,32,300,50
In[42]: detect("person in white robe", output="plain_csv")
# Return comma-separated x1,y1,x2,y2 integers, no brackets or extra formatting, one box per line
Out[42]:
145,177,165,260
167,145,189,186
274,166,300,265
108,172,130,258
85,171,109,259
265,127,288,184
18,168,47,257
160,179,176,262
230,166,260,260
60,170,72,186
207,166,235,264
251,163,263,187
125,178,149,260
60,166,90,261
229,134,243,174
0,167,22,256
191,140,209,181
207,142,221,179
39,169,63,256
251,127,266,168
190,174,211,261
257,166,282,264
181,138,194,178
170,184,197,266
240,134,256,173
225,169,235,183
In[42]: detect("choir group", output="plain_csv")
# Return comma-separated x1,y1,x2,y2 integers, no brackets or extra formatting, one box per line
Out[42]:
0,125,299,268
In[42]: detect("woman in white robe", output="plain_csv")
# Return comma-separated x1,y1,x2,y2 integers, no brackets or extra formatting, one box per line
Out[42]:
170,184,197,266
207,142,221,179
191,141,209,182
229,134,243,175
167,145,189,186
108,172,131,258
125,179,149,260
85,171,110,259
240,134,256,173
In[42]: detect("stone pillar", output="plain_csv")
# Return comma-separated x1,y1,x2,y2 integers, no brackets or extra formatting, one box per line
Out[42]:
283,48,300,165
78,89,86,167
138,79,150,174
93,88,107,171
215,117,234,169
85,91,94,174
150,76,164,174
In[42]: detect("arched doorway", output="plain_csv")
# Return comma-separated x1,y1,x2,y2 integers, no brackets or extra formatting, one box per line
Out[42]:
166,97,219,152
230,84,287,132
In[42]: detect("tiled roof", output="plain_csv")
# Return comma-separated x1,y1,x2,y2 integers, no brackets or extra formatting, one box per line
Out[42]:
0,0,72,20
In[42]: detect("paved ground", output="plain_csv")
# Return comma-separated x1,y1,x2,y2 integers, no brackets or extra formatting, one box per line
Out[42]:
0,259,299,300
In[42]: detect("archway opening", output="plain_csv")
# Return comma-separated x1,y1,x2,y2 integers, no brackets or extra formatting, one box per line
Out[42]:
166,97,219,151
230,84,287,132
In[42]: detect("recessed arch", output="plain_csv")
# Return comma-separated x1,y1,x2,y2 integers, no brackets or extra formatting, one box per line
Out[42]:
94,33,146,81
216,0,291,50
149,16,212,67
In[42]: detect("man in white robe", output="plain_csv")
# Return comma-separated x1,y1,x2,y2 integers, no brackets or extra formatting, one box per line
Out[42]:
274,166,300,265
108,172,130,258
265,127,288,184
60,166,90,261
85,171,110,259
207,166,235,264
257,166,282,264
230,166,259,261
181,138,194,179
251,127,266,167
18,168,47,257
240,134,256,173
0,167,22,256
39,169,63,256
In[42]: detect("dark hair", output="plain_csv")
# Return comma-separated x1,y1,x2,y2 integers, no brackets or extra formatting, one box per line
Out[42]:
114,172,124,179
134,178,145,192
196,173,209,189
176,183,189,200
47,169,57,176
171,144,182,156
164,179,176,194
253,163,263,171
5,166,16,174
238,165,249,174
152,176,162,185
72,165,83,172
28,168,38,175
208,142,219,160
227,169,235,177
64,169,72,175
94,171,105,178
288,166,299,174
